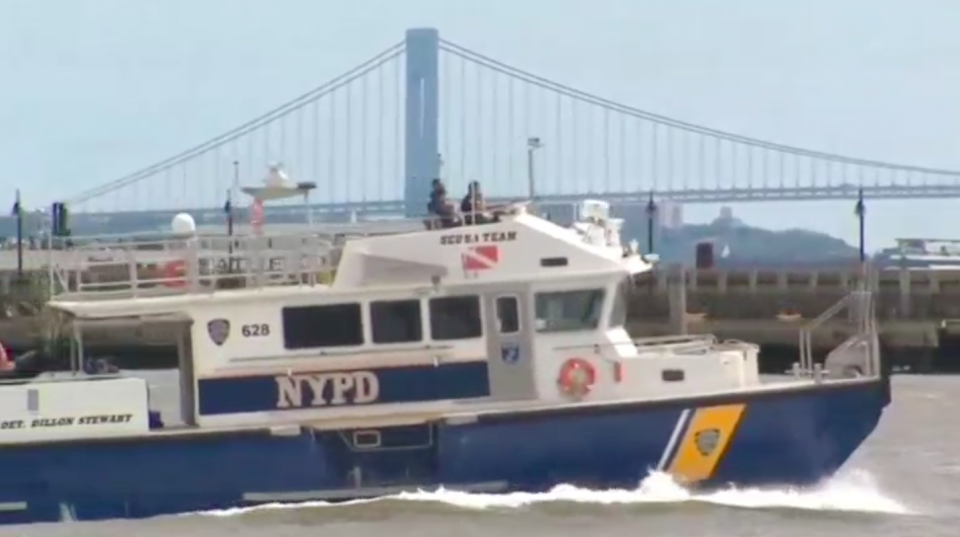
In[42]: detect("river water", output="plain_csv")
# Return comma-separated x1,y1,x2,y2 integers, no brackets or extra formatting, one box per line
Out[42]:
0,375,955,537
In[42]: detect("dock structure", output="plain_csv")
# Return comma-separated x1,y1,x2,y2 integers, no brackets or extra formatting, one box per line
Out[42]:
627,266,956,372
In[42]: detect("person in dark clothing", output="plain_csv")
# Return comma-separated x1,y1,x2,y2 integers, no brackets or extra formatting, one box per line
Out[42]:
427,179,457,228
461,181,497,225
427,179,441,213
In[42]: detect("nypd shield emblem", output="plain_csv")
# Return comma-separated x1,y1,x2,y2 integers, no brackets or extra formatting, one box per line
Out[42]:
207,318,230,346
695,428,721,456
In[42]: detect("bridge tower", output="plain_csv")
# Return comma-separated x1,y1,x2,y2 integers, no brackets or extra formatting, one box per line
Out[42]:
404,28,440,218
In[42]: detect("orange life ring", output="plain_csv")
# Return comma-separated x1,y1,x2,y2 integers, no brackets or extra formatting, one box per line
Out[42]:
557,358,596,399
163,260,187,288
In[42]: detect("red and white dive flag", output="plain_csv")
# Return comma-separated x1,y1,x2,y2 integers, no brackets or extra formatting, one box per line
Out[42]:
461,245,500,271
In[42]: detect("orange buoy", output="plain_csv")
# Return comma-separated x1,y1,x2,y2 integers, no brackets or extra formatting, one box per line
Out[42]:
163,260,187,288
557,358,596,399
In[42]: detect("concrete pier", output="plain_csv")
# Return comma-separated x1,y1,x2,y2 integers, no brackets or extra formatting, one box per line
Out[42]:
0,260,957,371
626,266,958,371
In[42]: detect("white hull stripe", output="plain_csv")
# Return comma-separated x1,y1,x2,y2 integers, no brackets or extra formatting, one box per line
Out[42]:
657,408,692,470
243,480,508,502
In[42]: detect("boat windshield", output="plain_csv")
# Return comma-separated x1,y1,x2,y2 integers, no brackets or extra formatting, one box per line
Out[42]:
534,289,605,333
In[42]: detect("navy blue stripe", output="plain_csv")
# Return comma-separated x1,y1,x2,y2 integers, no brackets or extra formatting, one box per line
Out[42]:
197,361,490,416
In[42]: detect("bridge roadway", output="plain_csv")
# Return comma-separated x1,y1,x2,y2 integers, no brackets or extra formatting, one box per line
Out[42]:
0,263,954,372
53,182,960,233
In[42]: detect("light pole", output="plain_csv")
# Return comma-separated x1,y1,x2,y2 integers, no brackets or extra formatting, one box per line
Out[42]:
645,192,658,255
11,190,22,280
526,137,543,200
226,161,239,238
855,188,866,277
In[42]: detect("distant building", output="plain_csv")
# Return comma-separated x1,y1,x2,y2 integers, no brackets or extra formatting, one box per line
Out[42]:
658,201,684,229
715,206,743,227
874,238,960,269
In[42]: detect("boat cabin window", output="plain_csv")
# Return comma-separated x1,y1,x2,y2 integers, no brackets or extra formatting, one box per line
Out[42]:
534,289,605,333
429,295,483,340
496,296,520,334
370,299,423,344
282,303,364,349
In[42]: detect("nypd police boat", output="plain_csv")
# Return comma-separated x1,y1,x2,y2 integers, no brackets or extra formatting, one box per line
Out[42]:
0,199,889,525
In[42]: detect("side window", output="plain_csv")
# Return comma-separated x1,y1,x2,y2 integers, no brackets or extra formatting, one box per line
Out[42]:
496,296,520,334
282,303,363,349
534,289,605,333
429,295,482,340
370,299,423,344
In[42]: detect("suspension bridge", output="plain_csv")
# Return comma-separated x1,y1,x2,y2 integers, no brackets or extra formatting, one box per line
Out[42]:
61,28,960,231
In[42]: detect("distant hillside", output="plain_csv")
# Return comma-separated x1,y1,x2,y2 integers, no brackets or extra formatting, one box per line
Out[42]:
615,209,859,269
656,223,858,268
0,202,861,269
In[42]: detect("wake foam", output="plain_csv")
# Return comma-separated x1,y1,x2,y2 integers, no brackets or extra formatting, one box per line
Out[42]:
198,469,914,518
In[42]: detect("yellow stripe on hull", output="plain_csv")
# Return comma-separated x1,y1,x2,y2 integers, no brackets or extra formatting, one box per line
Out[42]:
667,404,746,483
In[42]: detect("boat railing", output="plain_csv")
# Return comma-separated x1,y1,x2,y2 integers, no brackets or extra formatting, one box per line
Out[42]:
554,334,721,360
798,294,852,372
797,269,880,379
41,208,545,302
44,231,349,301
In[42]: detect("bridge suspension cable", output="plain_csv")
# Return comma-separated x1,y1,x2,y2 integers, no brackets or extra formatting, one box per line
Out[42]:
68,41,405,205
440,39,960,178
65,31,960,217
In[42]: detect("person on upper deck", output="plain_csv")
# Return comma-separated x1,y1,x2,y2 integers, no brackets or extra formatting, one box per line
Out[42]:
427,179,457,228
461,181,500,225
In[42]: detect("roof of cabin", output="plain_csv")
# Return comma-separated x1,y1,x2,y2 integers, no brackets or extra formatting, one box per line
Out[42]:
46,285,333,318
47,208,649,319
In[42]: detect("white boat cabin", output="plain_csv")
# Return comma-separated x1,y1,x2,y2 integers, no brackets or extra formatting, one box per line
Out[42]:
13,200,768,443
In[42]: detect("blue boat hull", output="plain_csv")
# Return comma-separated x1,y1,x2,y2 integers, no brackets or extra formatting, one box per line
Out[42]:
0,378,889,525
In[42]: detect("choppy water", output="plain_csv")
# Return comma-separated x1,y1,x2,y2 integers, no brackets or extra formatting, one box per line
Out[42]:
2,375,957,537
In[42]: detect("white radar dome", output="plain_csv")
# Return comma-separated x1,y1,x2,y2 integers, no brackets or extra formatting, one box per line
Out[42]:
171,212,197,235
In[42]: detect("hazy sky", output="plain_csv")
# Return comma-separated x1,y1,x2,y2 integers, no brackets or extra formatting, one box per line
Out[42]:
0,0,958,249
